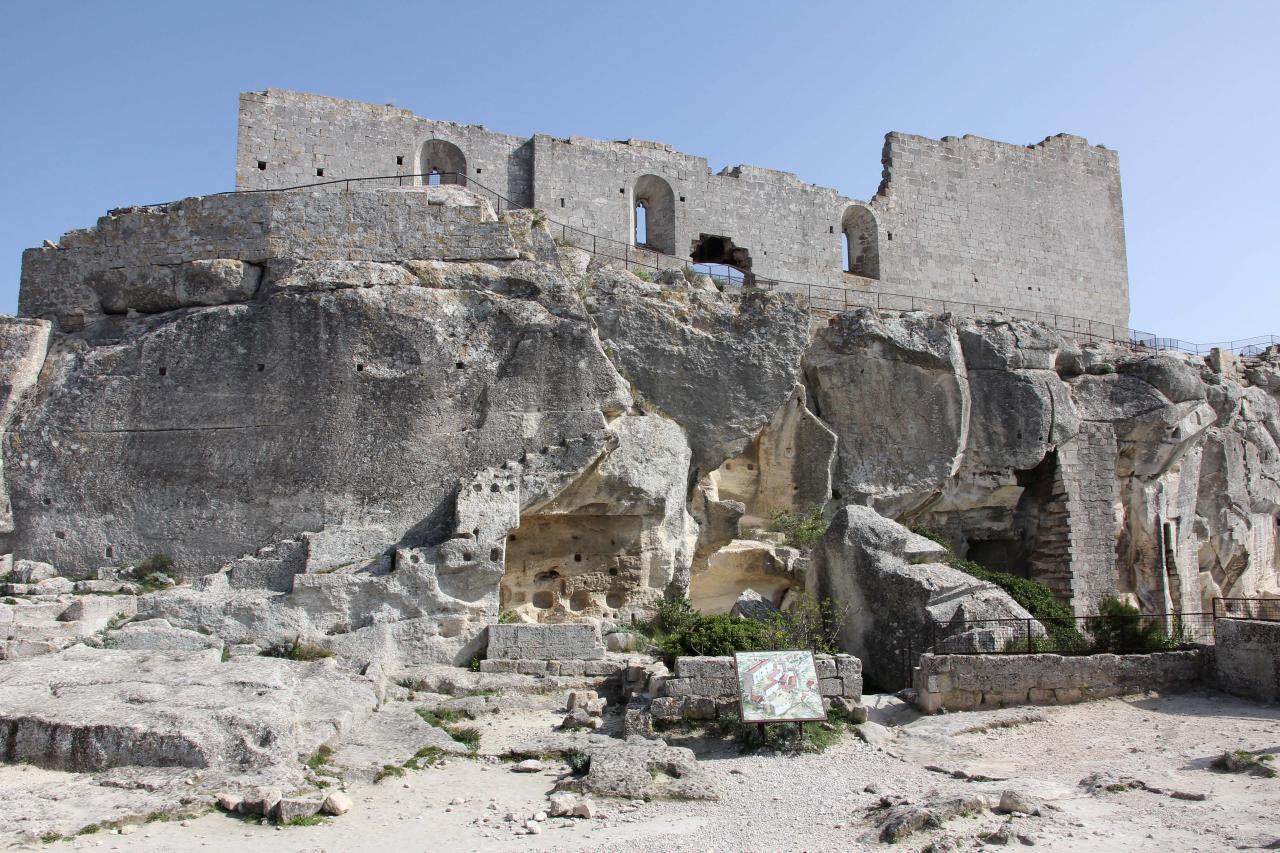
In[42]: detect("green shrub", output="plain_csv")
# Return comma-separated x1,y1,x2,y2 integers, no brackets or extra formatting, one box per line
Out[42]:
633,269,653,282
374,764,405,782
416,707,471,727
1088,597,1174,653
136,553,175,577
642,593,847,663
768,507,828,551
759,592,847,656
260,636,334,661
497,610,519,624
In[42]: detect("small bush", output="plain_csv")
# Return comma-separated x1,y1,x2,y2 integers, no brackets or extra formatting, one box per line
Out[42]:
497,610,519,624
136,553,175,578
447,726,481,752
416,707,471,727
1088,597,1174,653
374,764,405,782
633,269,653,282
768,507,828,551
305,744,334,772
403,745,449,770
280,814,328,827
261,636,334,661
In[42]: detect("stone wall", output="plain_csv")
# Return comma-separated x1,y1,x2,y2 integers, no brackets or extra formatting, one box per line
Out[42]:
912,650,1205,713
650,653,863,722
19,187,517,330
1213,618,1280,704
235,89,1130,330
873,133,1129,330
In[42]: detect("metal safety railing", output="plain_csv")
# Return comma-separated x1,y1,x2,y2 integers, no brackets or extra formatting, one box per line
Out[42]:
144,170,1275,356
1212,597,1280,622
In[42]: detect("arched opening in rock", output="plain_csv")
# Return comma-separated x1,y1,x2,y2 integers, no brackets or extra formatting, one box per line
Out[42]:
841,205,879,279
500,512,649,623
633,174,675,253
419,139,467,186
690,233,754,287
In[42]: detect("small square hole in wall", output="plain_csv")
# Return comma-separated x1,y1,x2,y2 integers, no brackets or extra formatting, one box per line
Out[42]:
256,363,265,372
356,364,365,372
475,167,482,174
887,232,893,241
257,160,267,170
679,195,685,202
316,168,324,177
619,188,625,194
42,497,51,506
106,545,114,559
396,155,404,166
158,366,167,377
55,530,66,540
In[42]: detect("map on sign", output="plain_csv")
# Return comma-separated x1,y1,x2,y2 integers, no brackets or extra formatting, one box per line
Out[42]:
734,650,827,723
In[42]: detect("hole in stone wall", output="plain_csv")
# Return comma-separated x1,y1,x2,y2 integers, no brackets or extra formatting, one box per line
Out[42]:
690,234,754,287
490,548,502,561
55,531,66,540
560,198,565,207
569,590,591,611
42,498,51,506
396,155,404,166
105,546,114,559
605,592,625,609
532,590,554,609
356,364,365,372
633,175,676,253
316,168,324,177
456,361,465,369
257,364,265,372
158,366,167,377
257,161,267,170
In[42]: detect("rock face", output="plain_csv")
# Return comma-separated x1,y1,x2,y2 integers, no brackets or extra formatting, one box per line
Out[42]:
817,505,1041,689
0,646,377,772
2,185,1279,683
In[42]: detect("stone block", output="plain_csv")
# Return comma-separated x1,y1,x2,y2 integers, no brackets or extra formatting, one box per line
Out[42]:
584,659,624,677
516,659,547,676
479,659,516,673
814,656,837,679
673,656,734,679
486,624,604,661
1027,687,1056,705
685,697,717,721
557,660,586,677
818,677,844,697
650,696,685,720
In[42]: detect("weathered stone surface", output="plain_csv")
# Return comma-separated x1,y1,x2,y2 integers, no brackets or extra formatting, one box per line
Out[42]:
817,505,1041,690
486,624,604,661
585,266,809,475
804,310,970,516
1214,617,1280,704
0,646,378,772
108,618,224,653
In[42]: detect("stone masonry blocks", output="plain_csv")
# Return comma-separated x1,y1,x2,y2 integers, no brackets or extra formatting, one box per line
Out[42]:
484,623,605,661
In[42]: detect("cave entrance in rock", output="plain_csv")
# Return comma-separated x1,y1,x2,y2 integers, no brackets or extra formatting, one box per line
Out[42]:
500,512,645,623
961,451,1073,604
690,233,754,287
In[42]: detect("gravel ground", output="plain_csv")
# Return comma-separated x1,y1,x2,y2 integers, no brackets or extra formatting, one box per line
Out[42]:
36,689,1280,853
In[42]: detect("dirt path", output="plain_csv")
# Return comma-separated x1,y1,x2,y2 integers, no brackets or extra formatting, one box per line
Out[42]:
39,689,1280,853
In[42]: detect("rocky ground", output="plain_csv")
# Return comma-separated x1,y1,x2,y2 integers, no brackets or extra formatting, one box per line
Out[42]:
13,686,1276,853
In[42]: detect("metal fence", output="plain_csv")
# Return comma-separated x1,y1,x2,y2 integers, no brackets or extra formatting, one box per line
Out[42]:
202,171,1278,355
925,611,1218,656
1212,597,1280,621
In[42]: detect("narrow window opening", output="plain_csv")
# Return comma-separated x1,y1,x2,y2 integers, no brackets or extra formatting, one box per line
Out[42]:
475,167,481,173
634,200,648,246
489,548,502,561
316,168,324,177
105,546,114,559
257,160,267,171
679,195,685,202
841,231,851,272
574,554,583,563
455,361,465,369
619,188,625,194
356,363,365,372
158,366,167,377
396,155,404,166
560,198,565,207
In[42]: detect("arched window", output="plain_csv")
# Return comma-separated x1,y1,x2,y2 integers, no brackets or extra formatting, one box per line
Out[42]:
419,139,467,186
841,206,879,279
635,200,648,246
632,175,675,253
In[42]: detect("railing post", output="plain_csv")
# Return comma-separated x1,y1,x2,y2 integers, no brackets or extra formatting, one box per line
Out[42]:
1026,618,1032,652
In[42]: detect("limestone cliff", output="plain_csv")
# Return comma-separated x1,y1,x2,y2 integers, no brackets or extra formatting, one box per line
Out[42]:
4,185,1278,674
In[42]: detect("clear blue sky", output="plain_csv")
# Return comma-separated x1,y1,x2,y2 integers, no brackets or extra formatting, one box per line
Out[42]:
2,1,1276,343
